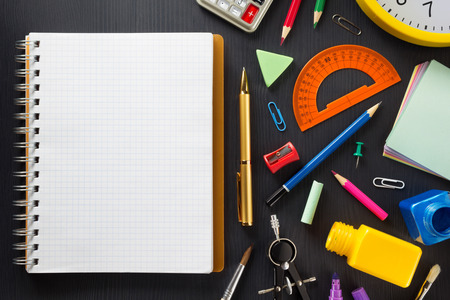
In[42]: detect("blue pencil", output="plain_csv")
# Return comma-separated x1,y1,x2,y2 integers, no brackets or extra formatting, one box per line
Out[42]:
266,102,381,207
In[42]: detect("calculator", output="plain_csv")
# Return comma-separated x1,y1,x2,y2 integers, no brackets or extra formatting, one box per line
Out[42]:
197,0,274,33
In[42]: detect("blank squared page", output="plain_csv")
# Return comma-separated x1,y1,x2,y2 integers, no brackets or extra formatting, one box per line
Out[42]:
27,33,214,273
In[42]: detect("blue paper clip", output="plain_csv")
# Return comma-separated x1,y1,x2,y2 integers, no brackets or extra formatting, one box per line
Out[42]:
268,101,286,132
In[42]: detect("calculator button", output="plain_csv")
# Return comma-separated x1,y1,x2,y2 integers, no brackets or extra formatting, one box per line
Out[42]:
218,0,230,10
230,5,242,17
242,4,259,24
253,0,265,4
235,0,247,8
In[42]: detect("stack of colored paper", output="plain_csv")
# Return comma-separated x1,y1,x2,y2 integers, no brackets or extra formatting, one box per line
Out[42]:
383,60,450,181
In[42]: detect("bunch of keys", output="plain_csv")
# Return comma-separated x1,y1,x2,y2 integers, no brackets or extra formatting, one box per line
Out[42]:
258,215,316,299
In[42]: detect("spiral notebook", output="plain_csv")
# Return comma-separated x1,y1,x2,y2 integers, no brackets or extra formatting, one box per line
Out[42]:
13,33,224,273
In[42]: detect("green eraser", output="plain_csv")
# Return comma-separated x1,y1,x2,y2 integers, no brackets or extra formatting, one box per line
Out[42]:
256,49,293,87
301,180,324,225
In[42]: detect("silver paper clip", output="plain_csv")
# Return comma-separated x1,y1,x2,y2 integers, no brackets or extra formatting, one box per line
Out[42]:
373,177,405,189
332,14,362,36
268,101,286,132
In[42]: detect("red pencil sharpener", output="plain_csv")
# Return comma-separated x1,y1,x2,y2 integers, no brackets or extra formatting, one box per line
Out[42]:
264,142,300,174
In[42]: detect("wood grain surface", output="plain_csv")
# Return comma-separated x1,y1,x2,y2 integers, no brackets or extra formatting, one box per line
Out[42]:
1,0,449,299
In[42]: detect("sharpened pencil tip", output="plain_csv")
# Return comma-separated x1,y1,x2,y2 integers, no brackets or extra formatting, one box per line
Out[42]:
314,23,317,29
280,38,284,46
367,102,381,117
331,170,337,175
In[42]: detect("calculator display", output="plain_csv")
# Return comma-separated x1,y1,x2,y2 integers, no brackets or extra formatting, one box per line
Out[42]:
197,0,274,33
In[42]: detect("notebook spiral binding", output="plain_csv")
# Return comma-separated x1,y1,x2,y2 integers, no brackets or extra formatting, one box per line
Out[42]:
13,39,40,267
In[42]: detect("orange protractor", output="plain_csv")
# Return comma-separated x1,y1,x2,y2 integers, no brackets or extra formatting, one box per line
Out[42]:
293,45,401,132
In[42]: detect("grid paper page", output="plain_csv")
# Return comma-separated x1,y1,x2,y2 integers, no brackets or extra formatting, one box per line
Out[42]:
26,33,214,273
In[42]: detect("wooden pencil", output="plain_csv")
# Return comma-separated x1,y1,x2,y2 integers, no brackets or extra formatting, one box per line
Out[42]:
281,0,302,45
314,0,327,28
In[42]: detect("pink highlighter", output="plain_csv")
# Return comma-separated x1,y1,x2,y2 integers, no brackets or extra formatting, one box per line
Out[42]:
332,171,388,221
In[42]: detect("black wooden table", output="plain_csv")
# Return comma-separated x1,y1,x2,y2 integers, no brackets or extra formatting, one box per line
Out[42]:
1,0,449,299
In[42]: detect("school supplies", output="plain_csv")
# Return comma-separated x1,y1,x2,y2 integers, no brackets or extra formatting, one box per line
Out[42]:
351,287,370,300
256,50,293,88
332,15,362,36
313,0,326,28
415,264,441,300
372,177,405,189
266,103,381,207
268,102,286,132
196,0,274,33
301,180,323,225
263,215,315,300
13,33,225,273
332,171,388,221
383,60,450,181
356,0,450,47
281,0,302,45
237,68,253,226
292,45,399,132
326,222,422,288
328,273,343,300
353,142,364,168
220,244,254,300
399,190,450,245
264,142,299,174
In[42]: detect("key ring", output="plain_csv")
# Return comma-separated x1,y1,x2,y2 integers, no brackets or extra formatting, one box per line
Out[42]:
268,238,297,267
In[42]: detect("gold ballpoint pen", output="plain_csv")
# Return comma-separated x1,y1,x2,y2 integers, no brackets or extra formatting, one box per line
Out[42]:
237,67,253,226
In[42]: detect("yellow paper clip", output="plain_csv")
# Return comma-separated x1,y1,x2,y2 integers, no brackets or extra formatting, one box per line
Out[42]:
332,14,362,36
373,177,405,189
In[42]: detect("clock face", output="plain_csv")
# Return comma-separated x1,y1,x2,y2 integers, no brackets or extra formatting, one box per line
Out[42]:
377,0,450,33
356,0,450,46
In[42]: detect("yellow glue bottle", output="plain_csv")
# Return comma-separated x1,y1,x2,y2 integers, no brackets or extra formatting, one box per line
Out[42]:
325,222,422,288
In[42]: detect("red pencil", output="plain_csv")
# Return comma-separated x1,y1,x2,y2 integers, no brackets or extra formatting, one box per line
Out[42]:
281,0,302,45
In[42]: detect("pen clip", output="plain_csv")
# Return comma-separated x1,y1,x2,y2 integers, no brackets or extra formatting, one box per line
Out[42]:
268,102,286,132
236,172,242,222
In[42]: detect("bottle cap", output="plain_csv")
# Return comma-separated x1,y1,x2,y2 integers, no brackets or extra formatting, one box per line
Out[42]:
352,287,370,300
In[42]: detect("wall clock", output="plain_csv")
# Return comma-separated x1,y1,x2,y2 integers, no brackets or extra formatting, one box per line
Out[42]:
356,0,450,47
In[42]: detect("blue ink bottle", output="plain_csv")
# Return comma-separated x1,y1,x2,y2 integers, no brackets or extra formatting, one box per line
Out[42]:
399,190,450,245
